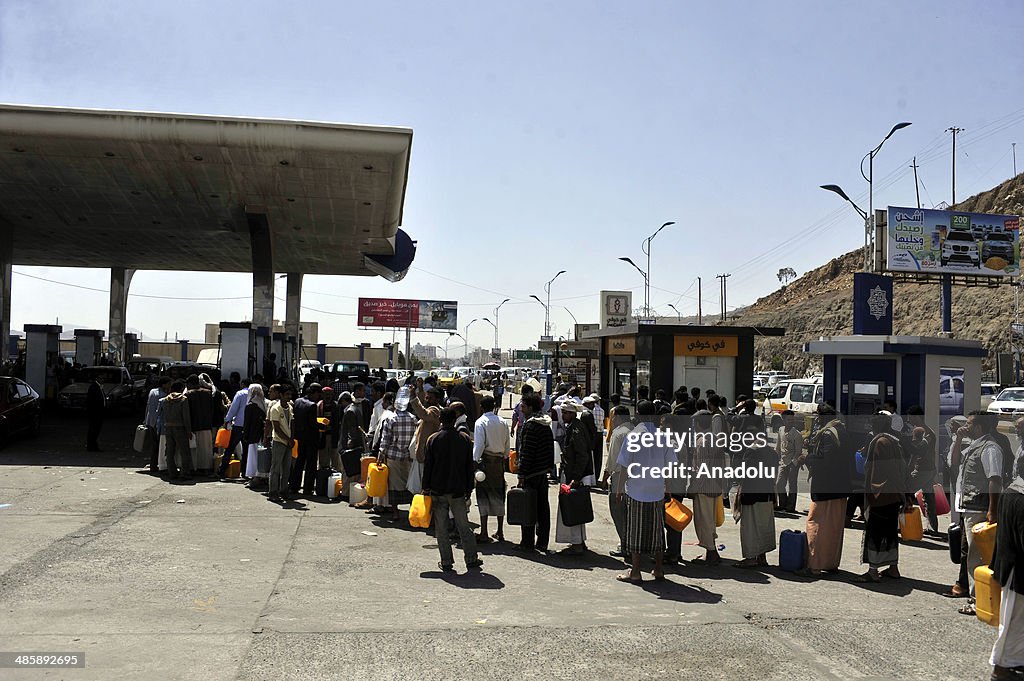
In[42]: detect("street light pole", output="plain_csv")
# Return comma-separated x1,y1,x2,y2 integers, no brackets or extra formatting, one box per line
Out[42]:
464,318,479,362
530,294,549,338
493,298,510,355
543,271,566,337
639,221,675,317
481,317,497,356
619,257,648,317
563,306,578,339
668,303,682,321
859,122,912,271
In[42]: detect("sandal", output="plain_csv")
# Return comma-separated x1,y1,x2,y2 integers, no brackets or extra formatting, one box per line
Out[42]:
942,585,969,599
851,571,882,583
616,572,642,584
959,601,977,616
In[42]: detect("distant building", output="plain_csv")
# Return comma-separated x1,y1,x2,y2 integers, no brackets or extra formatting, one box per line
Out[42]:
412,343,437,360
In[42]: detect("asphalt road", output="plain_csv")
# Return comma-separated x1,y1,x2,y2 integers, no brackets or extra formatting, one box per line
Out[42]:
0,408,1001,680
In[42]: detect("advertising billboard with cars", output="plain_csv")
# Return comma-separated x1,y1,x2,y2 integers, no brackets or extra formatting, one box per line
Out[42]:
358,298,458,330
886,206,1020,277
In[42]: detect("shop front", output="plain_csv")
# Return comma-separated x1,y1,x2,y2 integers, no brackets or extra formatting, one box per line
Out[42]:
585,323,784,404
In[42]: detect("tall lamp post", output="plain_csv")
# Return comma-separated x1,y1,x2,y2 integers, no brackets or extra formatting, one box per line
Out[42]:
481,318,497,358
464,318,478,362
530,294,549,337
619,256,648,316
446,332,466,365
543,270,566,337
639,221,675,317
492,298,510,356
668,303,682,321
861,122,912,269
563,306,578,339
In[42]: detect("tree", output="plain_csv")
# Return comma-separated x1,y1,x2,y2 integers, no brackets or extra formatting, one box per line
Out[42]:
777,267,797,286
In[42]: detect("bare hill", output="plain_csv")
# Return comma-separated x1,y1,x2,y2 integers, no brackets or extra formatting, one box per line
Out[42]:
732,173,1024,376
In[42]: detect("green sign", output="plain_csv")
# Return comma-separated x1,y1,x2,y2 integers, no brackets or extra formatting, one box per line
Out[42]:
514,350,542,360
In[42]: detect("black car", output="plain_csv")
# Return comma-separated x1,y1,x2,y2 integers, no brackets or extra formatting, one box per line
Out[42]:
0,377,41,446
161,362,222,384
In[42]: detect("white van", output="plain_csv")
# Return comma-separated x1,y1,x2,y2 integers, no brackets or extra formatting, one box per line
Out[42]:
763,378,823,416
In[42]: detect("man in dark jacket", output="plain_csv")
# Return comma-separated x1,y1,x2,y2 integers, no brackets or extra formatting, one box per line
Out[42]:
290,383,322,495
515,393,555,553
85,375,105,452
185,374,216,473
422,407,482,572
558,400,594,554
449,377,478,425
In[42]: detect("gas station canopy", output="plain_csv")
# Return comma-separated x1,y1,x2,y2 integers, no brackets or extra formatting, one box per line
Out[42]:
0,104,415,276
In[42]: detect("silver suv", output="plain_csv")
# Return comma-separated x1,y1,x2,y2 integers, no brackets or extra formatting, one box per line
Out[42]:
940,229,980,267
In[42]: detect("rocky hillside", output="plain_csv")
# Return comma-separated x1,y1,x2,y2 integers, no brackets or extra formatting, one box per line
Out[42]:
731,173,1024,376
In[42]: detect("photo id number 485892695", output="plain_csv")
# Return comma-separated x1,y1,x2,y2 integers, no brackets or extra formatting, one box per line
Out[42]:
0,652,86,667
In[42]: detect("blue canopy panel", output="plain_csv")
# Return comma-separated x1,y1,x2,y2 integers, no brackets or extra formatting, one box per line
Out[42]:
363,228,416,282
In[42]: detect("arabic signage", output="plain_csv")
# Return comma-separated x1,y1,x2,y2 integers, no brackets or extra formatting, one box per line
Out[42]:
605,336,636,356
852,272,893,335
514,349,542,360
358,298,458,330
600,290,633,328
886,206,1020,277
674,335,738,357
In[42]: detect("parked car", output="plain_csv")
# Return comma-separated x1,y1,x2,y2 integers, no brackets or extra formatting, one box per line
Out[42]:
982,231,1015,265
941,229,981,267
980,382,1002,411
0,376,41,446
297,359,322,381
384,368,409,383
986,387,1024,419
938,372,966,418
58,366,137,412
162,362,222,384
327,361,371,393
126,357,169,395
762,378,822,416
436,369,462,388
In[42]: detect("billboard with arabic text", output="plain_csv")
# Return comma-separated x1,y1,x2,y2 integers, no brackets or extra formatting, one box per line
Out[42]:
357,298,458,330
886,206,1020,277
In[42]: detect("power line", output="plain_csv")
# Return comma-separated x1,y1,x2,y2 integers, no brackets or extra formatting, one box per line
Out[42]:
13,271,251,301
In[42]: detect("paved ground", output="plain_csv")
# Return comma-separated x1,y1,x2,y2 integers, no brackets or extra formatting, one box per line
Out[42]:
0,407,1001,680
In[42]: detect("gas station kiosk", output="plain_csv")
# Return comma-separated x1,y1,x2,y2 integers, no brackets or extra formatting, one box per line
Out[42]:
74,328,104,367
804,271,987,439
23,324,61,400
805,334,985,437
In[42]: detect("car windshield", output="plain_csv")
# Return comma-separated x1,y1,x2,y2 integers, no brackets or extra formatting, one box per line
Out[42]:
947,230,974,241
164,365,197,379
767,384,788,399
996,389,1024,402
437,370,454,378
987,233,1011,242
80,368,125,384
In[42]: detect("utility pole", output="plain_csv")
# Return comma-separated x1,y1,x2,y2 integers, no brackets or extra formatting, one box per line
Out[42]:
946,126,964,205
716,273,731,322
941,126,964,336
910,156,921,209
1014,142,1017,177
697,276,702,325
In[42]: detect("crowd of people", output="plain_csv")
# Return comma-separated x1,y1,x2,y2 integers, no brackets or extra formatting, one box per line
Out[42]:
132,372,1024,679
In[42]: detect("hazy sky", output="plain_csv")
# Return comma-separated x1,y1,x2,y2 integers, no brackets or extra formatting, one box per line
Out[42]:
3,0,1023,356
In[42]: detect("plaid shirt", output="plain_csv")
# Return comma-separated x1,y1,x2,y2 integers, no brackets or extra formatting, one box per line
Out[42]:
379,409,417,461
